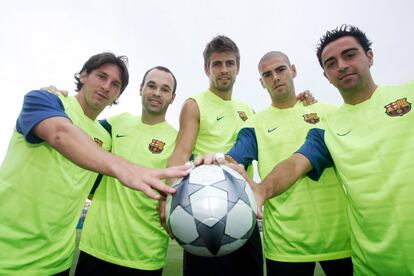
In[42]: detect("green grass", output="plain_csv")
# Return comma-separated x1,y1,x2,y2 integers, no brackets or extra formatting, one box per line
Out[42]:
72,232,325,276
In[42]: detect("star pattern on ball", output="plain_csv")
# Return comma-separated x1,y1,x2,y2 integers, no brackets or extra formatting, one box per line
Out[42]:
192,217,237,255
170,177,204,214
213,171,250,210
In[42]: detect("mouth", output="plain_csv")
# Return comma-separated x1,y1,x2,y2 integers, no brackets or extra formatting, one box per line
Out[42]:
338,73,356,81
148,98,162,105
273,83,285,90
95,92,108,101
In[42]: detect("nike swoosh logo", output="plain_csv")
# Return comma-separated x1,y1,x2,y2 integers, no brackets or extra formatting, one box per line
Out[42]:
267,127,278,133
216,116,224,121
116,134,127,138
336,130,352,136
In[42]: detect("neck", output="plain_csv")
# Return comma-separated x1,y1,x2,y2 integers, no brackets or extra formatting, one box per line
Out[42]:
272,97,298,109
75,94,100,120
271,92,297,109
341,79,378,105
209,86,232,100
141,111,166,125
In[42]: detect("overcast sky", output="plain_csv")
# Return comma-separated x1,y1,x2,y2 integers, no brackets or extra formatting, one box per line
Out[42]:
0,0,413,160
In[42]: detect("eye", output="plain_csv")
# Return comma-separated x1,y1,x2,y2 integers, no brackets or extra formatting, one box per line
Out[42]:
112,82,121,89
262,72,271,78
97,73,106,80
226,60,236,66
325,60,335,69
147,83,156,89
161,87,171,93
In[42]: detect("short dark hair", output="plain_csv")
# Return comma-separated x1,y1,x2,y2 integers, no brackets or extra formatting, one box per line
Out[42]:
74,52,129,104
316,24,372,68
140,66,178,94
203,35,240,69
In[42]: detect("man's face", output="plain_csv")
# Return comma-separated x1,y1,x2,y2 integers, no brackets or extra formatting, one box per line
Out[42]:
140,69,175,116
321,36,373,93
259,55,297,102
205,51,239,93
79,63,122,112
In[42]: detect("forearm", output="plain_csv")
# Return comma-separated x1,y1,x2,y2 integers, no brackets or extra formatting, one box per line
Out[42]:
259,153,312,200
44,120,131,177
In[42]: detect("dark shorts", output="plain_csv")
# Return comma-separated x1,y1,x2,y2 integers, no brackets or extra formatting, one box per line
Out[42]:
183,223,263,276
75,251,163,276
265,257,353,276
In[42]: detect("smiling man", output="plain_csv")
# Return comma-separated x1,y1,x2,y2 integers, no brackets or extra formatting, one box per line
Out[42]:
75,66,179,275
166,35,264,276
0,56,188,275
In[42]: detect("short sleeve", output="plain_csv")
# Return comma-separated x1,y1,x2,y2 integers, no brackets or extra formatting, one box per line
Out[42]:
16,90,69,143
227,127,258,170
296,128,334,180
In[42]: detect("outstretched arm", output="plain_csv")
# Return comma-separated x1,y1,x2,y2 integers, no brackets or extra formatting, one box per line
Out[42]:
34,116,189,200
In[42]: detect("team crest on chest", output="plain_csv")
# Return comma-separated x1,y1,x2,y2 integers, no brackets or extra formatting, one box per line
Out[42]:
302,113,320,124
384,98,411,117
149,139,165,154
93,137,103,147
238,111,248,121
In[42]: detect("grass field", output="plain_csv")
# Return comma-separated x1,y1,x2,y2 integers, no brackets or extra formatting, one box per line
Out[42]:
72,231,325,275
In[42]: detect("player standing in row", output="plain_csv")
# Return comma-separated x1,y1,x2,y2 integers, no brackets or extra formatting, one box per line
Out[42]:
165,35,262,276
75,66,178,275
165,35,315,276
0,53,188,275
226,51,352,275
244,25,414,275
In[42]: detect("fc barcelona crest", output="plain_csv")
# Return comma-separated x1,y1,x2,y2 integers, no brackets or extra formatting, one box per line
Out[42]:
94,137,103,147
149,139,165,154
238,111,248,121
302,113,320,124
384,98,411,117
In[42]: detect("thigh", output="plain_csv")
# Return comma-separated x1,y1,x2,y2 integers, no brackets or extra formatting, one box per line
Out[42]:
231,223,263,276
319,257,353,276
266,259,315,276
183,223,263,276
75,251,162,276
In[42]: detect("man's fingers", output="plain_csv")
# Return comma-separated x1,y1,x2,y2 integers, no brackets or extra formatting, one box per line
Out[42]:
157,163,192,180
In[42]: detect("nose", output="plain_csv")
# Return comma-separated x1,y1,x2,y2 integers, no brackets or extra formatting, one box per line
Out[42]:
337,58,348,72
221,64,229,74
152,87,161,97
101,80,111,92
272,71,280,82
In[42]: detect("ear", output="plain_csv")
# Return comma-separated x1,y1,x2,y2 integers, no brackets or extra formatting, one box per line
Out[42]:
291,64,297,79
170,93,176,104
139,84,143,96
259,78,266,89
367,50,374,67
79,70,88,84
204,65,210,76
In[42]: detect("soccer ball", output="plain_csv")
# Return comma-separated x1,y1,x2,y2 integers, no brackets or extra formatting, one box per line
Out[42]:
166,164,257,257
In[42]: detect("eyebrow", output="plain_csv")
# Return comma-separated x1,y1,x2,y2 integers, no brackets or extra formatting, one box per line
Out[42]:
261,65,286,77
323,47,360,67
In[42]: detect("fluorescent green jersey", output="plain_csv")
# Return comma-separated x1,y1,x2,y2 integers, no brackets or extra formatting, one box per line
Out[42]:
191,90,253,157
252,101,351,262
0,96,110,275
324,82,414,275
79,113,177,270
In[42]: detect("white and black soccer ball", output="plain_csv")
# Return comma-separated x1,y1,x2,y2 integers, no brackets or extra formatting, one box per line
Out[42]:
166,164,257,257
